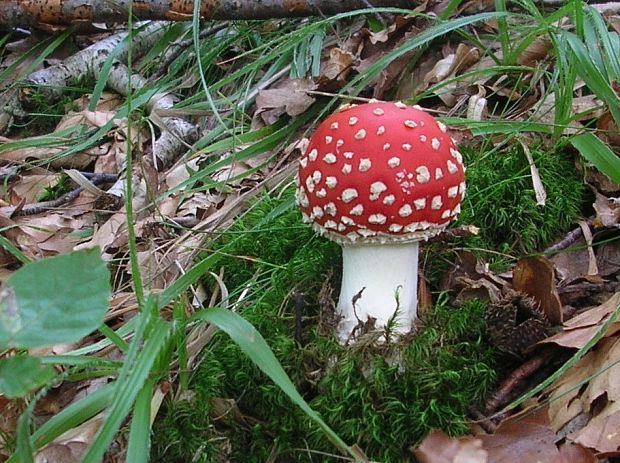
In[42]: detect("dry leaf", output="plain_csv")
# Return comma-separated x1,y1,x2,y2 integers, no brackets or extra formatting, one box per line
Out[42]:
516,36,553,67
513,256,563,325
8,174,60,204
558,442,598,463
550,236,592,284
413,407,597,463
479,407,564,463
413,430,487,463
572,402,620,454
540,292,620,349
545,335,620,455
316,47,355,91
256,78,316,124
593,191,620,228
596,241,620,277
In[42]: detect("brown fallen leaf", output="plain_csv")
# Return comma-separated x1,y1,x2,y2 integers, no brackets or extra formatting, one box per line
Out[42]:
413,407,597,463
35,414,102,463
558,442,598,463
547,334,620,442
513,256,563,325
316,47,355,91
540,292,620,349
550,236,593,284
571,401,620,455
412,430,487,463
478,407,566,463
592,191,620,228
516,36,553,67
255,78,316,124
356,17,421,98
596,241,620,277
8,173,60,204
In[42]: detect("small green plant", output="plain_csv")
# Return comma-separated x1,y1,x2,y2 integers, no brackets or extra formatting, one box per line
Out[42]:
38,174,71,202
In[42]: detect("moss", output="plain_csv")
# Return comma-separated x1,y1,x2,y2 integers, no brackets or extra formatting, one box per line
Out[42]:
458,142,586,254
152,192,499,463
152,140,587,460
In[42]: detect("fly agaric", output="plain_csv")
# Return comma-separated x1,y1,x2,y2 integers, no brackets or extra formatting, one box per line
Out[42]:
296,101,465,343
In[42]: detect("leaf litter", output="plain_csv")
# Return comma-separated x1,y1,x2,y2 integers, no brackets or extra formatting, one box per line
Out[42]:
2,3,620,462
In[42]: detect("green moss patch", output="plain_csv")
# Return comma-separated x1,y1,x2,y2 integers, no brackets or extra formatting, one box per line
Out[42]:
459,143,587,254
152,193,498,462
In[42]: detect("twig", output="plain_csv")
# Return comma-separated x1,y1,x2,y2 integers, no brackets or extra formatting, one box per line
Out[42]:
12,173,117,217
543,221,591,256
557,280,620,296
1,0,415,28
483,352,551,415
468,406,497,433
149,23,228,81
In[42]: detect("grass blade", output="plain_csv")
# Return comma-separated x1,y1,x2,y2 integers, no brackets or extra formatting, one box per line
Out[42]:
571,132,620,184
192,307,359,461
81,318,171,463
125,379,155,463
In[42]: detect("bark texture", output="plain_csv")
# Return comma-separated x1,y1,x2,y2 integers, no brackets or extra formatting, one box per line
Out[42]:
0,0,415,29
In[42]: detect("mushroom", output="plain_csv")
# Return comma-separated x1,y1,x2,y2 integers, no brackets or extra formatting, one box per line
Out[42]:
296,101,465,343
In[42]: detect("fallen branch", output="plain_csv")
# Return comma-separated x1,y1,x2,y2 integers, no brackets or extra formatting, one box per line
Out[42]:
21,22,199,197
1,1,414,29
22,22,168,102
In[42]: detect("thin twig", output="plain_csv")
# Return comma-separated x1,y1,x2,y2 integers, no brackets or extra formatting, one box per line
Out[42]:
12,173,118,217
483,352,551,415
149,23,228,81
543,221,591,256
468,406,497,434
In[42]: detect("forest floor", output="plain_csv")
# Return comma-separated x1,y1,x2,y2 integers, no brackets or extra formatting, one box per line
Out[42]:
1,1,620,462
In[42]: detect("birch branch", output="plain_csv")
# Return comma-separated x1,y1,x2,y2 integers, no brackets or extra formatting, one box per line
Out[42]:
1,0,414,29
22,22,168,101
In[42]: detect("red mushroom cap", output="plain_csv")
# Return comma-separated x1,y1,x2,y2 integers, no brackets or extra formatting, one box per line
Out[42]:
296,101,465,244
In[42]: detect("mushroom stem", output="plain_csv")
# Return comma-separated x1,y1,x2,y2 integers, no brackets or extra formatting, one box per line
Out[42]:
337,241,419,343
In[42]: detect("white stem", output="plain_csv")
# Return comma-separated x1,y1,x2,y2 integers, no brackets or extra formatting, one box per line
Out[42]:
336,241,419,343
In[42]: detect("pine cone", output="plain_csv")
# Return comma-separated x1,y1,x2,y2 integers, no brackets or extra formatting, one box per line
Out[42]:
485,291,552,356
